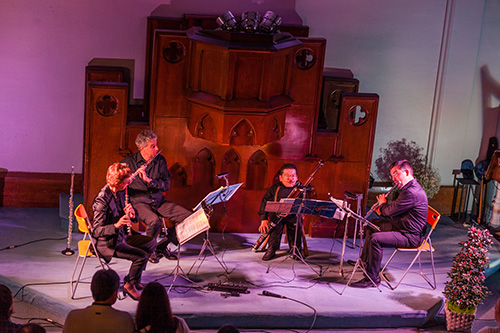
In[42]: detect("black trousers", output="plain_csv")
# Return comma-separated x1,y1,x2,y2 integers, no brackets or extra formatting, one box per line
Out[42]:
360,219,420,282
133,199,192,243
267,215,302,252
114,234,156,285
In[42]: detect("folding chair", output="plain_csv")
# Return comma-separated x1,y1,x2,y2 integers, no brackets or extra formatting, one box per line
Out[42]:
380,206,440,290
70,204,108,299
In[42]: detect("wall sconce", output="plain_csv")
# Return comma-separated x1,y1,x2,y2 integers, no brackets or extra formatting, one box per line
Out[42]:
259,11,282,34
216,11,238,31
241,11,260,33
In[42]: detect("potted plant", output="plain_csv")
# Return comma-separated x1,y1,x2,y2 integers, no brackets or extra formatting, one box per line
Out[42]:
443,226,492,332
374,138,441,199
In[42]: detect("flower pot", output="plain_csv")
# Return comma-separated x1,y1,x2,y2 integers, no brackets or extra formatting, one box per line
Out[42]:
445,302,475,332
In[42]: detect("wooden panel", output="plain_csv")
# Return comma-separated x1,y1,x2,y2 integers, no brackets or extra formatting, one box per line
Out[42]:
83,82,128,209
335,93,379,162
2,172,82,207
150,31,190,118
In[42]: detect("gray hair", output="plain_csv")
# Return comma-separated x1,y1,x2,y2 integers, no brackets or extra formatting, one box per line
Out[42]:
135,130,157,150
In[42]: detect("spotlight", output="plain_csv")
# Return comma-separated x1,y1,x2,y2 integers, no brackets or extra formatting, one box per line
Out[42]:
241,11,260,33
259,11,282,34
216,11,238,31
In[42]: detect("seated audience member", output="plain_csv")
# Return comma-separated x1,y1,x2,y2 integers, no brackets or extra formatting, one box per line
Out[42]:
0,283,21,332
63,269,135,333
135,282,190,333
478,298,500,333
217,324,240,333
16,323,46,332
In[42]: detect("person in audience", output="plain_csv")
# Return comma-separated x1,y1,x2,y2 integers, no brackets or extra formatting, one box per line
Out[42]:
121,130,192,263
135,282,190,333
92,162,156,300
16,323,46,332
258,163,303,261
63,269,135,333
217,324,240,333
478,297,500,333
0,283,21,332
351,159,428,288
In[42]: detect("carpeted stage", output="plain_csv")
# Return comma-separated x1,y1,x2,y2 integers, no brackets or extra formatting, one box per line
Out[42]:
1,207,500,332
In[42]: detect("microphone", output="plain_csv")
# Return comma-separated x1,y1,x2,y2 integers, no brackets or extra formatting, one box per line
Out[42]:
216,172,229,179
296,185,314,191
262,290,286,299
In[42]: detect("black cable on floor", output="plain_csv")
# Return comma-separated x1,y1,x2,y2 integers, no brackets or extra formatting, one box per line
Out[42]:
0,236,66,251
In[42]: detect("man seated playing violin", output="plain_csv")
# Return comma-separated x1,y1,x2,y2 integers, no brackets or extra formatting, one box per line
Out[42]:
258,164,303,261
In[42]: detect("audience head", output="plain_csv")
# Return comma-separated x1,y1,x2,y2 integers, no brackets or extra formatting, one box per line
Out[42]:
217,324,240,333
135,130,158,150
16,323,46,333
106,162,132,191
0,283,14,320
90,269,120,303
136,282,176,332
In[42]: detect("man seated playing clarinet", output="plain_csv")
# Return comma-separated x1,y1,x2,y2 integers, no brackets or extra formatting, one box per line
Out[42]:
351,159,428,288
258,163,303,261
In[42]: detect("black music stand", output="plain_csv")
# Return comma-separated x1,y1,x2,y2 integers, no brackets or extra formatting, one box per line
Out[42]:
164,208,209,292
265,193,339,276
339,207,381,294
187,182,243,276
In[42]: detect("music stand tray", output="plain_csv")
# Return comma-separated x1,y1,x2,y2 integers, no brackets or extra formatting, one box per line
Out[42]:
193,183,243,211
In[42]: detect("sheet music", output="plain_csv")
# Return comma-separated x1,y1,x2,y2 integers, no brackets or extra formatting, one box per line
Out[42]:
175,208,210,245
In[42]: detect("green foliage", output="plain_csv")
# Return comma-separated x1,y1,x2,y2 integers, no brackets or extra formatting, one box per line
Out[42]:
374,138,441,199
443,226,492,311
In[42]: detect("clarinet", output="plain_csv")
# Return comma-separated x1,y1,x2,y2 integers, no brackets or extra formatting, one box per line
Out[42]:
125,187,132,236
363,180,401,219
252,160,324,252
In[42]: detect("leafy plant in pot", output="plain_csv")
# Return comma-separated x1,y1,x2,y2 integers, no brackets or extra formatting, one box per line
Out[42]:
443,226,492,332
374,138,441,199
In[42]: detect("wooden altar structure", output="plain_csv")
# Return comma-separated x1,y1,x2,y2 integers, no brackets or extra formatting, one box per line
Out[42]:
83,13,379,236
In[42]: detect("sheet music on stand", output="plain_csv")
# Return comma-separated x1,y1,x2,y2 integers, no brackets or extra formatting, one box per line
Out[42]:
273,198,345,220
175,208,210,246
193,183,243,211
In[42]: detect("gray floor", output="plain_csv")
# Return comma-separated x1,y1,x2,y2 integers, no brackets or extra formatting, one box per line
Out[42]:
1,207,500,333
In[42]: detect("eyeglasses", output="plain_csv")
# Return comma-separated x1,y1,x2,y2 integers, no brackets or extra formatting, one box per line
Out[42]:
390,169,403,178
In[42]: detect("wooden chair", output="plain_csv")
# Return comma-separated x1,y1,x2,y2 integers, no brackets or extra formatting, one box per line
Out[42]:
380,206,440,290
70,204,108,299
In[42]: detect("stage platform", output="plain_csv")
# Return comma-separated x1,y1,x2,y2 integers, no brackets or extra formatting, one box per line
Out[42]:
1,207,500,332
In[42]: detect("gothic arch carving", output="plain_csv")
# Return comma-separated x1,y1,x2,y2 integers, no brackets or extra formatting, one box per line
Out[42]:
169,162,187,188
196,114,217,142
229,119,255,146
220,148,241,185
246,150,267,190
193,148,215,188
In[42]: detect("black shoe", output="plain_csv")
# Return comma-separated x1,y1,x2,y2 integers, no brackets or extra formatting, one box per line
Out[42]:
262,250,276,261
350,277,381,288
347,260,357,266
157,249,178,261
148,252,160,264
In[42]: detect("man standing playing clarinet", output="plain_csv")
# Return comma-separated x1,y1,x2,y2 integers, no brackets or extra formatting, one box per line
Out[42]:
121,130,192,264
351,159,428,288
258,163,303,261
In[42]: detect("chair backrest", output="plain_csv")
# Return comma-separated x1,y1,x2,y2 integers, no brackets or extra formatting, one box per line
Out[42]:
426,206,441,230
74,204,91,234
